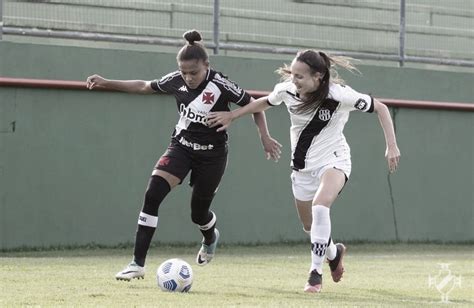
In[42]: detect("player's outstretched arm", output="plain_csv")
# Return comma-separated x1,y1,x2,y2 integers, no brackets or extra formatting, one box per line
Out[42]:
207,96,271,131
86,74,154,94
374,99,401,173
208,96,281,161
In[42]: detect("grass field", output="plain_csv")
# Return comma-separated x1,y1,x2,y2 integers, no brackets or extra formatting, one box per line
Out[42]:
1,243,472,307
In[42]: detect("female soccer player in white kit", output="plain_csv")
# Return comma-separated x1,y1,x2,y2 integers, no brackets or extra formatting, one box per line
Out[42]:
207,49,401,293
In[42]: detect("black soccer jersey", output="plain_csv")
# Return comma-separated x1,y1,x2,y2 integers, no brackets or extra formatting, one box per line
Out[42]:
151,69,251,150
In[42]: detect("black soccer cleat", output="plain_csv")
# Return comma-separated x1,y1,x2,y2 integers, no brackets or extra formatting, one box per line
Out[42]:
328,243,346,282
304,269,322,293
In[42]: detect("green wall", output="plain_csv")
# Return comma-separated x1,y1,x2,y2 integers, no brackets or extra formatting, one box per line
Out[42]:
0,41,472,249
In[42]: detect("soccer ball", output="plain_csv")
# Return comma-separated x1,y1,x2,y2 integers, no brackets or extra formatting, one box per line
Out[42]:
156,258,193,292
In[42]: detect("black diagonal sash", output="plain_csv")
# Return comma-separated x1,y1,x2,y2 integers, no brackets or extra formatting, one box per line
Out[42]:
292,99,339,171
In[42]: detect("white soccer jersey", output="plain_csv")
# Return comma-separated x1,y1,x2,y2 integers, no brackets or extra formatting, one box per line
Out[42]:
268,81,374,172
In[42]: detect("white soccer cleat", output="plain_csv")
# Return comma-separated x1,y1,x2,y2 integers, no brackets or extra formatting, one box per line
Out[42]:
115,261,145,281
196,229,220,266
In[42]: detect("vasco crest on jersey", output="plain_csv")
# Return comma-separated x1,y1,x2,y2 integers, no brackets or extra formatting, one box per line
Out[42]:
202,91,215,104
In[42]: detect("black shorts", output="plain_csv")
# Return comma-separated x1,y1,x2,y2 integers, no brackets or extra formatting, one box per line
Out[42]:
154,138,228,196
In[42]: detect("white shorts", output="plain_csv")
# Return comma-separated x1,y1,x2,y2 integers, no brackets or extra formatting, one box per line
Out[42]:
290,160,352,201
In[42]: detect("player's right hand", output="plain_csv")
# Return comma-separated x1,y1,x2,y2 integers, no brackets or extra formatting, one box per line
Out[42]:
86,74,106,90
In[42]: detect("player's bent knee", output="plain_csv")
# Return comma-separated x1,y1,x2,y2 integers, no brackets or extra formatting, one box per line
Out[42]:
142,175,171,216
312,196,337,208
152,169,180,188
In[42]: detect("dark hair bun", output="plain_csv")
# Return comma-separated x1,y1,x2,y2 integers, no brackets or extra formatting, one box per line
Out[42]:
183,29,202,45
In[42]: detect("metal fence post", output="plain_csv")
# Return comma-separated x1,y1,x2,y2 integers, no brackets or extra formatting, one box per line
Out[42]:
0,0,4,40
399,0,406,67
213,0,220,55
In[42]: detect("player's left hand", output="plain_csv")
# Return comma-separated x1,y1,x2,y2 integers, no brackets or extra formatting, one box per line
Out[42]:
386,144,400,173
207,111,233,132
261,135,282,162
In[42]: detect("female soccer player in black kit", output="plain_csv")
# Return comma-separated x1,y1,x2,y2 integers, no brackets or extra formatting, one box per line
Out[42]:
86,29,282,281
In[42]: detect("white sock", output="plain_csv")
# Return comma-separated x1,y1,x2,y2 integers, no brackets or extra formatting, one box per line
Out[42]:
326,238,337,261
310,205,331,273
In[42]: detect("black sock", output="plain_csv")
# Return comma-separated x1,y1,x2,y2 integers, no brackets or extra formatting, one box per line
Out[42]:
132,175,171,267
202,225,216,245
200,211,216,245
133,225,155,267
